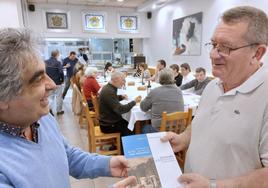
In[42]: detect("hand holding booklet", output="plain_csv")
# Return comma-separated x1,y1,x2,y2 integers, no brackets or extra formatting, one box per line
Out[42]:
122,132,183,188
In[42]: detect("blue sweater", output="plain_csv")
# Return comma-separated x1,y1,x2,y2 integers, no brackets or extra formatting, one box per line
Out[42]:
0,114,111,188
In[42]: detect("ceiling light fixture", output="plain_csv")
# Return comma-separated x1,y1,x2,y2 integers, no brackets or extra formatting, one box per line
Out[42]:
117,0,124,2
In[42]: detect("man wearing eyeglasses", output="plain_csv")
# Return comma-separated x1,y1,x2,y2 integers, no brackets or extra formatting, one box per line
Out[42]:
162,6,268,188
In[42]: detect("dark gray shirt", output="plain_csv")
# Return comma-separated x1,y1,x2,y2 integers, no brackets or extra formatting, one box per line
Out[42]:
181,77,211,95
99,83,136,126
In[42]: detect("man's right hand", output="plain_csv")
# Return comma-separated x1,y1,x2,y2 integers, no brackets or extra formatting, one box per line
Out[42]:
134,96,142,103
161,132,188,153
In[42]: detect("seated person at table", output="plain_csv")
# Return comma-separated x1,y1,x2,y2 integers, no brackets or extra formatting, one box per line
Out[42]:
133,65,142,77
180,63,195,85
180,67,211,95
99,71,141,136
170,64,183,87
83,67,101,109
148,59,166,82
139,63,151,81
140,68,184,133
104,62,115,77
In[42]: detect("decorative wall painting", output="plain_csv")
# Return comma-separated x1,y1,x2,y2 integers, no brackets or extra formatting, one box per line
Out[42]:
173,12,203,55
83,12,105,32
119,15,138,32
46,12,68,29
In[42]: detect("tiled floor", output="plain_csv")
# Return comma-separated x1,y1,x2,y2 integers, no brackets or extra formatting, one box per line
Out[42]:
53,89,122,188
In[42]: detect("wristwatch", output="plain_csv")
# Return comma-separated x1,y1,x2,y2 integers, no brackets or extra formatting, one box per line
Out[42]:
210,179,217,188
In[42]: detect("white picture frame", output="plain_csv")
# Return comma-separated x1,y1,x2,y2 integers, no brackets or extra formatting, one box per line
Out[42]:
82,11,106,33
118,14,139,33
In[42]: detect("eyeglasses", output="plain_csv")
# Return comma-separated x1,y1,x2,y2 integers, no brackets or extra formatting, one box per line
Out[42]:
205,42,259,56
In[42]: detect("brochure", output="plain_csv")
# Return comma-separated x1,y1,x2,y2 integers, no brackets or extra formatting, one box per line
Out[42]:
122,132,183,188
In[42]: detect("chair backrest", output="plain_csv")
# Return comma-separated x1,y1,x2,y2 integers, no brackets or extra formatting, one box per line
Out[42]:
72,84,83,115
91,92,100,119
160,108,192,133
82,102,97,152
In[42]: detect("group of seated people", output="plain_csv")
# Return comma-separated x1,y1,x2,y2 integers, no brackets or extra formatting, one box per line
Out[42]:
77,59,211,139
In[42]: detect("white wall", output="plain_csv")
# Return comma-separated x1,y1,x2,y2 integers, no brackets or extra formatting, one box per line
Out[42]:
26,3,151,39
0,0,24,27
143,0,268,74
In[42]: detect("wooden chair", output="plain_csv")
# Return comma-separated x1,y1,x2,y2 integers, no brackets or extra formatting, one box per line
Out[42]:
91,93,100,120
82,102,121,155
160,108,193,170
78,89,95,126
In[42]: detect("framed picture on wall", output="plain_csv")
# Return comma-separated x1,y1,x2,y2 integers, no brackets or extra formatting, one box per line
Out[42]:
45,10,71,32
118,15,138,33
172,12,203,56
82,12,106,32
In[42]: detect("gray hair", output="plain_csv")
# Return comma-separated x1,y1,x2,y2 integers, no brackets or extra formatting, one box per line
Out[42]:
111,71,124,80
159,68,174,85
84,67,98,77
222,6,268,45
0,28,40,102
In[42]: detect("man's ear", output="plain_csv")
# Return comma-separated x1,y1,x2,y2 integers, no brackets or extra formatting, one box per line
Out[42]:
0,101,8,110
254,45,267,61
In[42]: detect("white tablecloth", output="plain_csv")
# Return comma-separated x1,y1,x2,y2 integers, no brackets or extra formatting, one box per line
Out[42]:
117,77,201,131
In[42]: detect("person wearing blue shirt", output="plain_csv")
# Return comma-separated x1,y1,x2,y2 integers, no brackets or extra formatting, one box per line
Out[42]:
62,51,78,99
0,28,139,188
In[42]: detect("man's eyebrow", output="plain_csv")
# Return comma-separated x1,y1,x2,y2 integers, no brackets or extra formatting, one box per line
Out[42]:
28,70,45,84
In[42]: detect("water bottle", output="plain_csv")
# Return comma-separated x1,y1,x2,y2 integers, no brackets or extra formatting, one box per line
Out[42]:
147,80,151,94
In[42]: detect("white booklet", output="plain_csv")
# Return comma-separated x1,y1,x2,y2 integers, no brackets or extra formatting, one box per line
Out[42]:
122,132,183,188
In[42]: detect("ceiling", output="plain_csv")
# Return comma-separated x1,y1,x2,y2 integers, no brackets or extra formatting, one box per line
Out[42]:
26,0,151,8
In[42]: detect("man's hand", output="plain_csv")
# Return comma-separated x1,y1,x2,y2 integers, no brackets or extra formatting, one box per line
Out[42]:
122,94,128,100
113,176,141,188
178,173,210,188
161,132,188,153
135,96,142,103
64,63,71,68
110,156,129,178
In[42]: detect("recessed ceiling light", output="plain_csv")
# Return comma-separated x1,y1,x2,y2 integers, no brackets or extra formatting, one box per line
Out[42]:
117,0,124,2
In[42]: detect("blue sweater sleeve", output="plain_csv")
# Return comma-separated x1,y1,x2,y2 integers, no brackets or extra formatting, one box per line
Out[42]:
0,173,13,188
63,137,112,179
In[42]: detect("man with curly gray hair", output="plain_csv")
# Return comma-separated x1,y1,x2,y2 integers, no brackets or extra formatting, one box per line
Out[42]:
0,28,138,188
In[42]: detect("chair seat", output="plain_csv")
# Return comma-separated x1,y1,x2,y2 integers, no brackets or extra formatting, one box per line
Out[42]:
94,126,120,139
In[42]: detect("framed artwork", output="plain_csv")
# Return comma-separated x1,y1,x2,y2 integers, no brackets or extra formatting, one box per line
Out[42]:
119,15,138,32
172,12,203,56
83,12,105,32
46,12,68,29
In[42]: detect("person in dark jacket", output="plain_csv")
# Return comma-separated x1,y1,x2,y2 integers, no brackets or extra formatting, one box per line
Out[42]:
99,71,141,137
62,51,78,99
170,64,183,87
45,50,64,115
180,67,211,95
